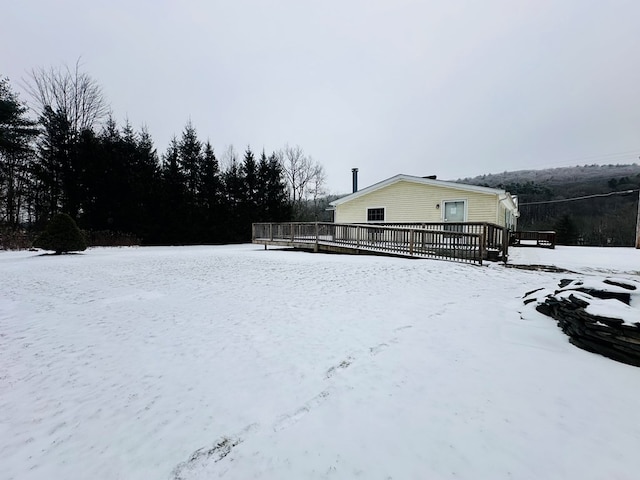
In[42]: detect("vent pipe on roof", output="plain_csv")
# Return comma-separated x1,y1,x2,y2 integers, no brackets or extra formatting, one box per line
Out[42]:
352,168,359,193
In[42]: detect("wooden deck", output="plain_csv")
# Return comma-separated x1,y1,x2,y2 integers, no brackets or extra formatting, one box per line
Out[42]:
252,222,510,265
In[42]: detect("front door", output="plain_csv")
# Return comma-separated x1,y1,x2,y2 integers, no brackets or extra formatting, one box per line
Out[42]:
443,200,465,235
443,200,465,223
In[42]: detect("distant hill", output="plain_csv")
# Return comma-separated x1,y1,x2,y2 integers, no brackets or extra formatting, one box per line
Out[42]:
459,163,640,189
458,164,640,246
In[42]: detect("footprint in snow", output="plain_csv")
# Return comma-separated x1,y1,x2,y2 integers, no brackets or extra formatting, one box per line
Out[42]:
394,325,413,332
325,357,353,378
370,337,399,355
273,390,331,432
170,423,258,479
369,343,389,355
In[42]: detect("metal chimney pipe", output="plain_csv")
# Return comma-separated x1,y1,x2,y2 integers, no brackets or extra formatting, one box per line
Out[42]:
352,168,359,193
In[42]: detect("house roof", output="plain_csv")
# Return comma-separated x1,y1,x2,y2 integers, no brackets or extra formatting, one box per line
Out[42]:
329,174,518,211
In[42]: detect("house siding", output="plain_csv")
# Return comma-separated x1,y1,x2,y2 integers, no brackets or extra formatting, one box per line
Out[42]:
334,180,506,226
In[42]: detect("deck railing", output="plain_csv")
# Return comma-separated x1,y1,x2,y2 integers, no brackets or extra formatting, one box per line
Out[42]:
510,230,556,249
375,222,508,256
253,222,509,265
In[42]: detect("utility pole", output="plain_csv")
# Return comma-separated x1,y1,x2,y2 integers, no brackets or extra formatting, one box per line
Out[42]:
636,189,640,248
637,156,640,249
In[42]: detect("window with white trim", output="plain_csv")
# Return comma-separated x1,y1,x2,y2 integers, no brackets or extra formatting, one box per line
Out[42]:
367,207,385,222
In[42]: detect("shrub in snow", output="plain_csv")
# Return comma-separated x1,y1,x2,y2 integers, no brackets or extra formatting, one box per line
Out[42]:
33,213,87,255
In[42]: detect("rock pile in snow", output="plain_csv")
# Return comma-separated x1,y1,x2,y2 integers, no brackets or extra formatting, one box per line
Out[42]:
524,277,640,367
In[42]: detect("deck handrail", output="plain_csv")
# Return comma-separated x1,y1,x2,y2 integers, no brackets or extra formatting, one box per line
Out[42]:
510,230,556,249
252,222,509,265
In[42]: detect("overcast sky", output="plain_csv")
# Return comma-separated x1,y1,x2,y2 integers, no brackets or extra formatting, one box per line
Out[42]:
4,1,640,193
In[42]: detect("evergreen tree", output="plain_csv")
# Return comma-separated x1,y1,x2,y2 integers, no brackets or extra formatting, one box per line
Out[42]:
256,150,270,220
72,118,161,243
0,76,38,155
160,137,185,244
177,122,203,241
96,116,128,231
199,141,222,242
554,214,579,245
178,121,202,199
74,127,103,229
33,212,87,254
133,126,162,242
262,152,291,221
33,106,74,222
115,119,140,233
0,76,39,228
240,146,259,237
222,155,244,242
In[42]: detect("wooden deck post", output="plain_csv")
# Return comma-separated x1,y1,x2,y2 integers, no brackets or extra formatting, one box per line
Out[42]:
502,227,509,263
269,223,273,241
314,222,319,252
480,224,487,261
409,229,415,256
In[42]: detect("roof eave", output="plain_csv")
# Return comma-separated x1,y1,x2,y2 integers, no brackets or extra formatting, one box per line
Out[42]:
330,174,511,206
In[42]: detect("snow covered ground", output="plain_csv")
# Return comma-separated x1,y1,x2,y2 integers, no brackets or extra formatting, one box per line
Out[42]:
1,244,640,479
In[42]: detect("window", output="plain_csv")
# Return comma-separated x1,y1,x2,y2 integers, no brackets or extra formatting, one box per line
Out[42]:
367,207,385,222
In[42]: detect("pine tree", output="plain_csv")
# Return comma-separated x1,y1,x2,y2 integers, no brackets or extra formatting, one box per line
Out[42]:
262,152,291,221
554,214,579,245
34,106,73,222
97,116,129,231
160,137,185,244
240,146,259,236
0,76,38,155
176,122,203,242
178,121,202,199
33,212,87,254
115,119,140,233
133,126,161,242
222,155,244,242
74,127,103,229
199,141,222,242
0,76,39,228
256,150,270,220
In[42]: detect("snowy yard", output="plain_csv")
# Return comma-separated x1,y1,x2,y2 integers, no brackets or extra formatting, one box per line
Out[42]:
1,244,640,479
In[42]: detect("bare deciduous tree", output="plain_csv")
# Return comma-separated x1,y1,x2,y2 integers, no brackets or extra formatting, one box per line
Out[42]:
24,58,108,135
23,60,108,220
220,144,238,171
276,144,325,207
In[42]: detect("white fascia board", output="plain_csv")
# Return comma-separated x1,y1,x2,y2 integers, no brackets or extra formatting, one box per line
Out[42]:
498,192,519,214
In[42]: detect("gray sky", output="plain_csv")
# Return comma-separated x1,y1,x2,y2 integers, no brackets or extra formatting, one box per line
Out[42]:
4,0,640,194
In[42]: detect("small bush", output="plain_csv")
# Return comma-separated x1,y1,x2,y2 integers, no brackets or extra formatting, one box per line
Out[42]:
0,228,32,250
33,213,87,254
